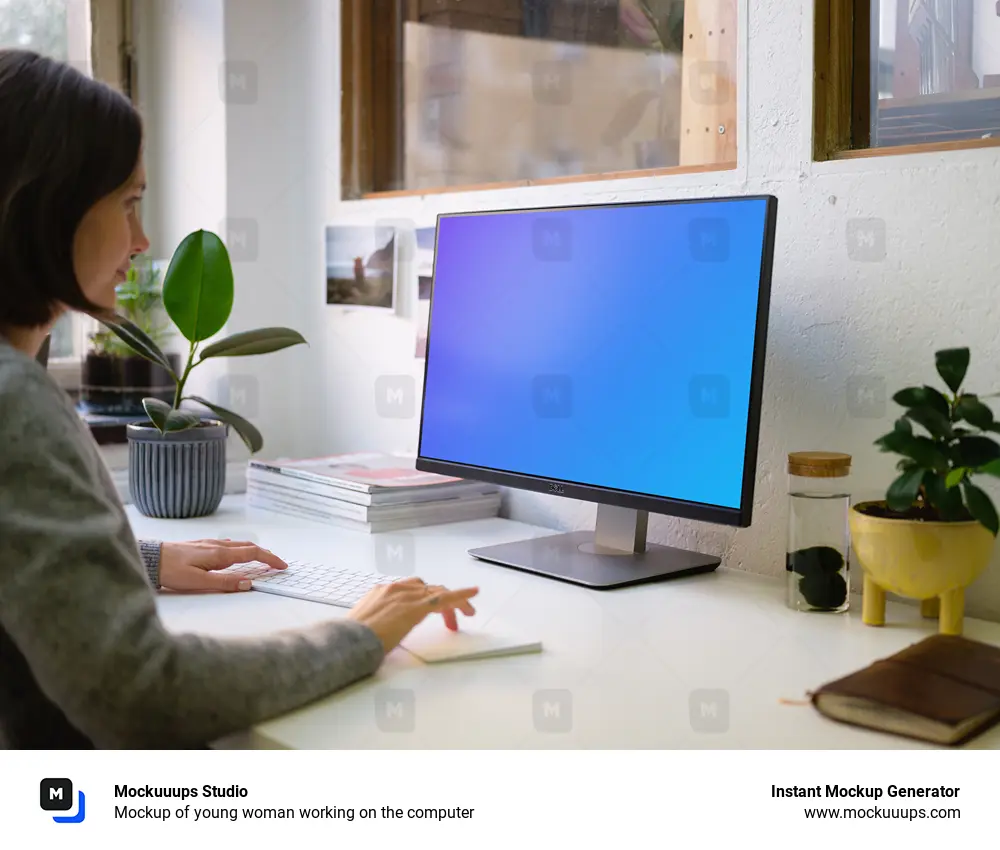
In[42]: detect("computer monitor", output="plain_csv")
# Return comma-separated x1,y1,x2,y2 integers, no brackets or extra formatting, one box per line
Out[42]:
416,194,778,589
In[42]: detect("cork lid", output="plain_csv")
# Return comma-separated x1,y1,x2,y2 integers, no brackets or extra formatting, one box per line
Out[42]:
788,451,852,478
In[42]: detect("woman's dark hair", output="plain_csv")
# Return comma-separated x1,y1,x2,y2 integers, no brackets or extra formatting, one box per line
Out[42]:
0,49,143,328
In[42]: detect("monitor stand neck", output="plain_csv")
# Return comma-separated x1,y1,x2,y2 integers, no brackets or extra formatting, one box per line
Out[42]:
467,503,721,590
589,504,648,554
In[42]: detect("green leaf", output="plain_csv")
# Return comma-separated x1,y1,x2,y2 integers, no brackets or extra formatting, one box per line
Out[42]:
902,406,953,440
98,316,177,377
162,230,234,343
924,471,968,521
977,458,1000,478
893,417,912,435
954,395,994,429
954,436,1000,468
892,386,950,419
935,348,970,394
198,327,308,360
875,429,913,453
910,438,953,472
188,395,262,454
142,398,200,434
945,467,967,488
886,467,925,512
961,480,999,536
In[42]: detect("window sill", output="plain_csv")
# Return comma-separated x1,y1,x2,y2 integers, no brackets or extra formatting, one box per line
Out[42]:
47,358,82,393
356,161,738,200
827,137,1000,161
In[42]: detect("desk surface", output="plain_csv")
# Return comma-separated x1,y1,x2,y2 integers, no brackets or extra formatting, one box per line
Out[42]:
131,495,1000,750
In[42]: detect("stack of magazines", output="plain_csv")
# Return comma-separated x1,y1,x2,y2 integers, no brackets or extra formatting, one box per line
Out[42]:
245,451,501,533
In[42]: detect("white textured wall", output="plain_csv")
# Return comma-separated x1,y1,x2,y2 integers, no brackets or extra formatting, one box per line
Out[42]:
142,0,1000,622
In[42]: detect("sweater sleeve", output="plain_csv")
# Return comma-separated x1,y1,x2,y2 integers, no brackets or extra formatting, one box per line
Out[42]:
137,540,161,588
0,366,386,748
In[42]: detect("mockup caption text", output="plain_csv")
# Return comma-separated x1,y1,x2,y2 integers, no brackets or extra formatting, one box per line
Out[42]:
113,785,474,823
771,784,960,800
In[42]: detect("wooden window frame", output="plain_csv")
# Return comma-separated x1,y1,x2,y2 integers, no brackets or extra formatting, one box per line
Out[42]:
40,0,133,393
814,0,1000,161
340,0,738,201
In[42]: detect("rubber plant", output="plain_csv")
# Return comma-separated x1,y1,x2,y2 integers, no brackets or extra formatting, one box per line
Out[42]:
865,347,1000,536
98,229,307,453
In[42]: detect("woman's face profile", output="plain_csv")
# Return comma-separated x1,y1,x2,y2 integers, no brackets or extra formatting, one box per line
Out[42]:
71,158,150,311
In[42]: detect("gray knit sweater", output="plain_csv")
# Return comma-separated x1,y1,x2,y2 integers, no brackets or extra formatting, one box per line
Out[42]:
0,339,385,748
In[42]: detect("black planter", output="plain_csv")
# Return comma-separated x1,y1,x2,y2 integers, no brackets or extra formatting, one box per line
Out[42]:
81,353,180,416
127,420,228,518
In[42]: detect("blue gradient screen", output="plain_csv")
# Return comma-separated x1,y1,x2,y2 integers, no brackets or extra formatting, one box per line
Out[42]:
418,198,770,510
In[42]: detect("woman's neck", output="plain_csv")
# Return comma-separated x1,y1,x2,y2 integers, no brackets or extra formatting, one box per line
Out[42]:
0,323,57,359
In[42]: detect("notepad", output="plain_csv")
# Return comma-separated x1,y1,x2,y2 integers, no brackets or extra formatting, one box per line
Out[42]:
810,634,1000,746
400,619,543,664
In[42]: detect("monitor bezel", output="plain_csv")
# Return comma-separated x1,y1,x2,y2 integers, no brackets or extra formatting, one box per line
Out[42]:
415,193,778,529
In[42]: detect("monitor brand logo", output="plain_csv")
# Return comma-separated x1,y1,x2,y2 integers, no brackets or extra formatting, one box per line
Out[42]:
548,482,565,495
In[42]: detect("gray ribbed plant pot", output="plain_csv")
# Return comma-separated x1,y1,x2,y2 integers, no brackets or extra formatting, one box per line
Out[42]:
127,420,228,518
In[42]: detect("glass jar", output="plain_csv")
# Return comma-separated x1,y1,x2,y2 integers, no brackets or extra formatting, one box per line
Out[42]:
786,451,852,613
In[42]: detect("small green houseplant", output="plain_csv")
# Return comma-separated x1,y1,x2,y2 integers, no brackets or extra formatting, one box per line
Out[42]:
101,229,307,518
82,257,178,415
850,348,1000,635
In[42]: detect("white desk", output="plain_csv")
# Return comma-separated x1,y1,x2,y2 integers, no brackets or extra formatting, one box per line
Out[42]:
131,495,1000,750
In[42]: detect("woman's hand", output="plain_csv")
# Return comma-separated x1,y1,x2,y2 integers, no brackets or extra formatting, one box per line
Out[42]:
158,539,287,592
346,577,479,653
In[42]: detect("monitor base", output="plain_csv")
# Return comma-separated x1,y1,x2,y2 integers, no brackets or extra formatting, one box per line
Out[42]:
468,504,721,589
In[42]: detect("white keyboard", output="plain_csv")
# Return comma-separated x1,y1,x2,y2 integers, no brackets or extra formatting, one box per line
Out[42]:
220,559,408,608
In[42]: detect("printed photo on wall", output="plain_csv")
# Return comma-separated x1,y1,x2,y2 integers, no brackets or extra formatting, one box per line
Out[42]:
416,227,435,300
325,225,397,309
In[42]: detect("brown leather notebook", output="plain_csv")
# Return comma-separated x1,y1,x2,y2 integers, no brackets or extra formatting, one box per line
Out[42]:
810,634,1000,746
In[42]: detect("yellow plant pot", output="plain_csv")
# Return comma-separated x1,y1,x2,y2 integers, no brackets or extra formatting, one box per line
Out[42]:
849,501,995,635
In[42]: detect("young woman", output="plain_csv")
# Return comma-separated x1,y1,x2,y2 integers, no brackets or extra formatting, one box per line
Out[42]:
0,49,478,749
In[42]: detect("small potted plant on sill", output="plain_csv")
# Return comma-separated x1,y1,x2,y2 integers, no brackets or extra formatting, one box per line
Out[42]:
100,229,307,519
83,256,179,416
850,347,1000,636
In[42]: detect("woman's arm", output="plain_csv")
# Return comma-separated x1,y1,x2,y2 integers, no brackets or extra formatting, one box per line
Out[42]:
0,367,385,748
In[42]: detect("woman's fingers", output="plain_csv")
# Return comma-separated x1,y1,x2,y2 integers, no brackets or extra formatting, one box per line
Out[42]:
425,584,477,616
426,587,479,611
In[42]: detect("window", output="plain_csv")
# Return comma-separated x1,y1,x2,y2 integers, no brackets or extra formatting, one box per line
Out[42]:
0,0,131,388
341,0,738,199
815,0,1000,160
